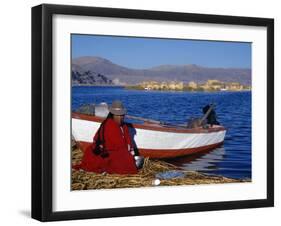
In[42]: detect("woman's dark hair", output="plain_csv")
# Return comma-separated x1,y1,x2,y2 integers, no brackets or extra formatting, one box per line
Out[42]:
92,112,112,156
106,112,114,119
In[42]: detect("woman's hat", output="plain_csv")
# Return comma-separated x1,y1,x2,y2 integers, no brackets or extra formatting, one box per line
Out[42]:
109,100,127,115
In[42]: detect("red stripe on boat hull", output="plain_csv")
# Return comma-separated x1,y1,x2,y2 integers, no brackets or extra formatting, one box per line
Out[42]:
75,141,224,159
138,142,224,159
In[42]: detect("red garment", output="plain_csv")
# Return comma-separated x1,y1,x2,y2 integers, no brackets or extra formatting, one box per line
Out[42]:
74,118,138,174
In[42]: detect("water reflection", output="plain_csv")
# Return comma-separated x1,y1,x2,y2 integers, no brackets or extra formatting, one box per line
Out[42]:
167,147,226,174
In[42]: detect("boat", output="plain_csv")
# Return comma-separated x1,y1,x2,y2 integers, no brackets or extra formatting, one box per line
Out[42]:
72,110,226,159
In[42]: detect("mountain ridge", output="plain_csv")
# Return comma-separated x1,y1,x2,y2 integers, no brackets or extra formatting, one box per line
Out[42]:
72,56,251,86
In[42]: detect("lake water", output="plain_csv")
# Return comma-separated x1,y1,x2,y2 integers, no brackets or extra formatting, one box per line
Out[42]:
72,86,252,180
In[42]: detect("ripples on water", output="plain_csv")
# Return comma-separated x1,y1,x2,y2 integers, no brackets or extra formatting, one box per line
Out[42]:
72,86,252,179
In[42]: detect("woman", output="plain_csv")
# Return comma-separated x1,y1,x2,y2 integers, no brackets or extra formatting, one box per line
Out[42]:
74,100,138,174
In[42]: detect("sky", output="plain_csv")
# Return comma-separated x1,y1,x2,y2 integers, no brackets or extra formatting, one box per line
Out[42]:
71,34,251,69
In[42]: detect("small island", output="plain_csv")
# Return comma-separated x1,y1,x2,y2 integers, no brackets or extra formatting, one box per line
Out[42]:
126,80,251,92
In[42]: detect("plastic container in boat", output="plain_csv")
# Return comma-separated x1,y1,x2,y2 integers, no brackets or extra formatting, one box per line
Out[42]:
95,102,109,118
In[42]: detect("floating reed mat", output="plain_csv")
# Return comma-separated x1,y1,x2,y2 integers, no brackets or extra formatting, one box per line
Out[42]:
72,147,249,190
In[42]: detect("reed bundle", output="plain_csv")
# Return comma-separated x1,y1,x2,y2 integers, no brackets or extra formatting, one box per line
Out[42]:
71,146,248,190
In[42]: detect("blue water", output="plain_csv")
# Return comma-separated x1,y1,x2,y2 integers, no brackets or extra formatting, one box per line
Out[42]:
72,86,252,180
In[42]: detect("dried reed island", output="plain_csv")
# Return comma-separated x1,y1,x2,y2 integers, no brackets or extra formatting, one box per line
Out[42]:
71,141,250,190
126,80,251,92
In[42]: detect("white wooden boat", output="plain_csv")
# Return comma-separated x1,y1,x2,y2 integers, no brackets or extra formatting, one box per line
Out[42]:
72,112,226,159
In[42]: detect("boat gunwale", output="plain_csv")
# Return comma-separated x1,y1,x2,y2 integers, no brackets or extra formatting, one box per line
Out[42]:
72,112,226,134
76,141,224,159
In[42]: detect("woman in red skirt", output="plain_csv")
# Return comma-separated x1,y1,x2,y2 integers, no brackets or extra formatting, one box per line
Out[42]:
73,100,138,174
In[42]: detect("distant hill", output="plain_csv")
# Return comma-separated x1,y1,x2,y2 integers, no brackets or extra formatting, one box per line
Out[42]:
72,56,251,86
72,63,113,85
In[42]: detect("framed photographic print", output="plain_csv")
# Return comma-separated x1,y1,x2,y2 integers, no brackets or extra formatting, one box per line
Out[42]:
32,3,274,222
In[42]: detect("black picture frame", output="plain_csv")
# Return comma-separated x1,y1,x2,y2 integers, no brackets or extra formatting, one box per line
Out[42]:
31,3,274,222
